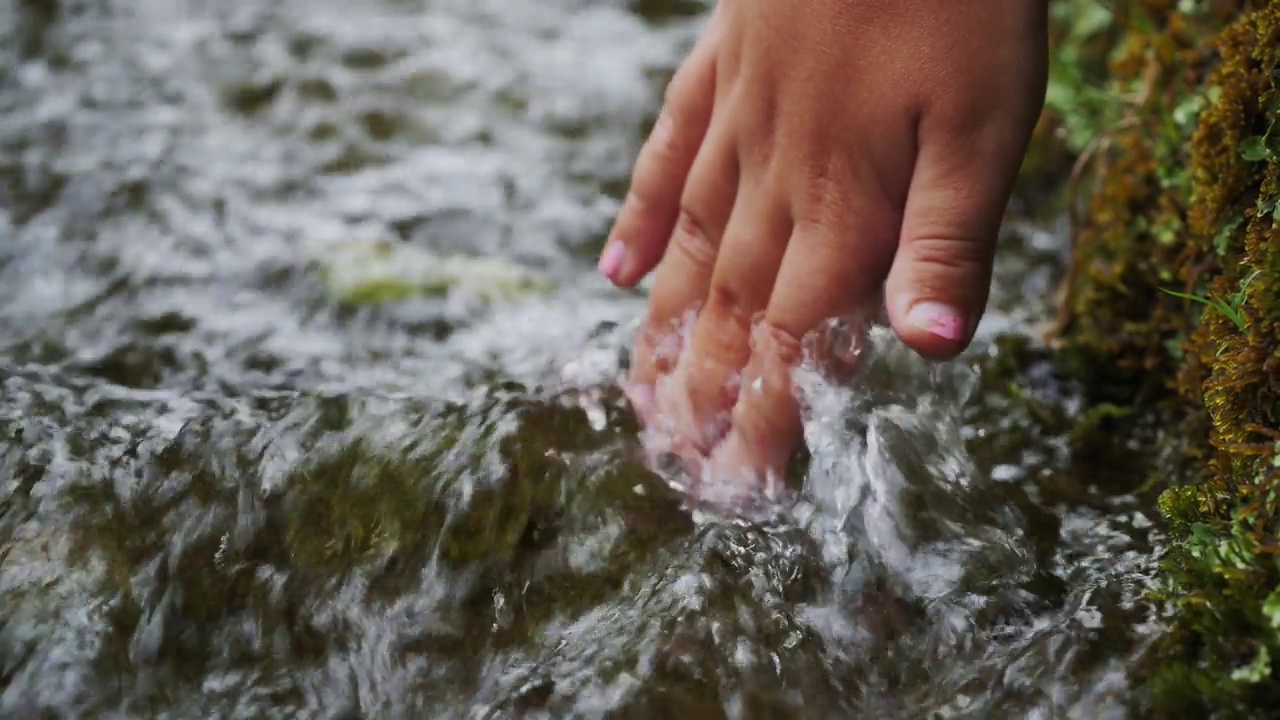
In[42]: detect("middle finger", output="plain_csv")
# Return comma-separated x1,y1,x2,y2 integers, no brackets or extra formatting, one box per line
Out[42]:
664,176,792,452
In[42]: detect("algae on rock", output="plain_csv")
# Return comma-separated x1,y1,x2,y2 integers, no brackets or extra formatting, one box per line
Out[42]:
1049,0,1280,714
316,239,556,306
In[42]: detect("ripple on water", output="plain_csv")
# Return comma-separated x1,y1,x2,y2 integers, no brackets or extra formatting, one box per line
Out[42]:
2,329,1164,718
1,1,1163,718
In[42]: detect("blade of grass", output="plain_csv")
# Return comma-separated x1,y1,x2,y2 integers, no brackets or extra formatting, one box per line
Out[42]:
1159,287,1249,332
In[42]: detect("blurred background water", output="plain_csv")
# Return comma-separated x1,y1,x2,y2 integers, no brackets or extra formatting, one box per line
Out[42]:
0,1,1168,717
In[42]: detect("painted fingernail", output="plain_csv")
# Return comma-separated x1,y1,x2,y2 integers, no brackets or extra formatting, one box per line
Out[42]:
598,242,627,281
908,301,966,341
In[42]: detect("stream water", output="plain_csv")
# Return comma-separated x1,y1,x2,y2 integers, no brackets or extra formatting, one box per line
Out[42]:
2,1,1170,718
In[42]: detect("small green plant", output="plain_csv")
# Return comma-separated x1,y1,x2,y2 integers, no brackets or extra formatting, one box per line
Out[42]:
1043,0,1122,154
1240,97,1280,163
1160,270,1261,332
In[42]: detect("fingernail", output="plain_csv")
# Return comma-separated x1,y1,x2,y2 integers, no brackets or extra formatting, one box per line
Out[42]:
908,301,966,341
598,242,627,281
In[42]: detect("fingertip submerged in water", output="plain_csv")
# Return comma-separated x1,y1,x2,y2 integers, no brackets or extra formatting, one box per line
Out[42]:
624,310,873,513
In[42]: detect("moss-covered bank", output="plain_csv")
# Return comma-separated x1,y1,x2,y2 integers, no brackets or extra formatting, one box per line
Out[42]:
1041,0,1280,715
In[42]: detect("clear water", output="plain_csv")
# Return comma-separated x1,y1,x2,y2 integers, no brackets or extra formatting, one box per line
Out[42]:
1,1,1168,717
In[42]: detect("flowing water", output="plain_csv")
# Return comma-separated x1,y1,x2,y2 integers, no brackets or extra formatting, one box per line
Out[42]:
1,1,1170,717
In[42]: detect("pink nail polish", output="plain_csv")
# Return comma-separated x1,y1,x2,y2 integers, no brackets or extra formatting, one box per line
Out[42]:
598,242,626,280
908,301,965,341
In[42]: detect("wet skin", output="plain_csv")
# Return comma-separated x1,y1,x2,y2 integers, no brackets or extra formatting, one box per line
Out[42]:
599,0,1050,492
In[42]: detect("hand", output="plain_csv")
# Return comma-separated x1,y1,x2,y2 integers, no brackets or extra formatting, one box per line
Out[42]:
599,0,1049,490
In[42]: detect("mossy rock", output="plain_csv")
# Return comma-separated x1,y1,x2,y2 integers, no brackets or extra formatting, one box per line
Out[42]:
32,383,677,694
1050,1,1280,714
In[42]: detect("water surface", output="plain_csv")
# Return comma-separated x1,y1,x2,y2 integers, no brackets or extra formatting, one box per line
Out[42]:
1,1,1166,717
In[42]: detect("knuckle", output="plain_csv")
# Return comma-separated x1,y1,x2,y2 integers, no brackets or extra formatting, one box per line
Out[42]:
752,321,804,368
695,283,755,363
651,108,682,153
620,187,650,216
931,96,988,139
905,235,993,273
736,105,779,171
668,206,721,268
739,130,776,176
653,75,698,155
704,283,751,327
792,154,852,222
642,115,682,165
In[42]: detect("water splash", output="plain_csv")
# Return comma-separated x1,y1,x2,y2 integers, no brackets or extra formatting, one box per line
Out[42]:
1,0,1163,717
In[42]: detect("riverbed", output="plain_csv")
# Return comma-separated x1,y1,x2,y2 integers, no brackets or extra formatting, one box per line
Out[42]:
1,1,1167,717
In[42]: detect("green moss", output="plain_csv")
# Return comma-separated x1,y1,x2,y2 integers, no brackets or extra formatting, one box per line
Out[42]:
1052,0,1280,714
315,239,556,307
1017,0,1125,211
1044,0,1125,155
335,277,434,305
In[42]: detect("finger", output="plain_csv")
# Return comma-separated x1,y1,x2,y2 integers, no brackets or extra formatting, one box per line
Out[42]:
706,321,805,493
884,118,1030,360
628,119,741,392
668,182,792,452
715,181,899,481
598,25,720,288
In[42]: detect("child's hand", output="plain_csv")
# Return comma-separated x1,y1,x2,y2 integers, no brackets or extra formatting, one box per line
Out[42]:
599,0,1049,486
